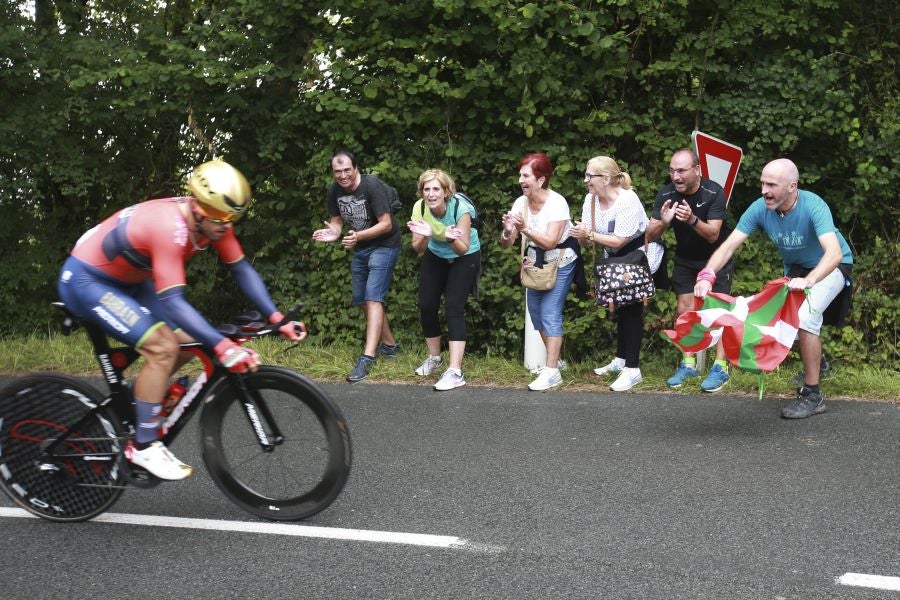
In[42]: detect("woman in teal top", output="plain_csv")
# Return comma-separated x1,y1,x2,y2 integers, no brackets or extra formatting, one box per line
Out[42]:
407,168,481,391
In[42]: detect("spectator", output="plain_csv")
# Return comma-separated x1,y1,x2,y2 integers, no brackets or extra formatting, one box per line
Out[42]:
500,153,581,391
406,168,481,391
646,148,734,392
570,156,663,392
694,158,853,419
312,150,401,383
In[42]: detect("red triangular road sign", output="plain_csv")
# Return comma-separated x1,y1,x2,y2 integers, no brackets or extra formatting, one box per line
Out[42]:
692,131,743,204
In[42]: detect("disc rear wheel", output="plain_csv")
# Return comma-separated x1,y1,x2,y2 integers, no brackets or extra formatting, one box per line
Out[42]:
0,374,125,522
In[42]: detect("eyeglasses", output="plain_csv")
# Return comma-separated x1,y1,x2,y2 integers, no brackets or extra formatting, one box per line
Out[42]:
668,165,698,176
583,172,605,181
205,216,236,225
195,205,241,224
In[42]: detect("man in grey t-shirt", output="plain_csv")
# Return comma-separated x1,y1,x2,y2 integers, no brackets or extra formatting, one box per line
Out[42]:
313,150,401,382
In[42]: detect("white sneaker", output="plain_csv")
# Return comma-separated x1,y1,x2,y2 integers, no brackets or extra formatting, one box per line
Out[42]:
594,357,625,376
529,359,567,375
126,441,194,480
528,367,562,391
610,367,642,392
434,369,466,391
415,355,443,376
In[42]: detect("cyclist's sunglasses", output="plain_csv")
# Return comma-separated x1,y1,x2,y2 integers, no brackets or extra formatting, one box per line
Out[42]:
194,203,247,224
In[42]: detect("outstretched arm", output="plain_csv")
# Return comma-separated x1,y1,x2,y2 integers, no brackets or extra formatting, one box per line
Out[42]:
694,229,748,297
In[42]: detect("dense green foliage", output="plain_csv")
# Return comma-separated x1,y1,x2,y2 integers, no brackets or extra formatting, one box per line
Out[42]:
1,0,897,367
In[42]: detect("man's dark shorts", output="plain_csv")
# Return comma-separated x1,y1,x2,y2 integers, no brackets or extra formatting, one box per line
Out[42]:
671,259,734,295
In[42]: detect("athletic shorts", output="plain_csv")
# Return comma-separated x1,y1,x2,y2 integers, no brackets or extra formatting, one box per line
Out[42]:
671,259,734,295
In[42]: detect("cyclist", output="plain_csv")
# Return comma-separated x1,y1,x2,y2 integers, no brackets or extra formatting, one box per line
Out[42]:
57,160,303,480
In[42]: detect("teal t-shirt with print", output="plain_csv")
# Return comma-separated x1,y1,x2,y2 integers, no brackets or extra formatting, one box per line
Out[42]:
736,190,852,272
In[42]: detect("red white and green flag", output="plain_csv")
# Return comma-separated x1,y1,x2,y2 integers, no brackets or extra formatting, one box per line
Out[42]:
660,277,807,374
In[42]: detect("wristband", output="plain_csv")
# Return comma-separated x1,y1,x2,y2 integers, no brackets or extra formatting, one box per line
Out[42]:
696,267,717,284
691,215,699,227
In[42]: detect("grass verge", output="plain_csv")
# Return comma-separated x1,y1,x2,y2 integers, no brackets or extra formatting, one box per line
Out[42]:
1,331,898,402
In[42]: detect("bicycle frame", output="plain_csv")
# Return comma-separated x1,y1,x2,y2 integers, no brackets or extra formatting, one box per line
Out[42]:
45,304,282,481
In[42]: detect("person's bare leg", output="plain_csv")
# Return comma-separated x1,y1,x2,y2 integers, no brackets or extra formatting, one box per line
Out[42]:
381,311,396,346
544,336,562,369
133,326,180,405
425,335,441,357
677,292,698,363
798,329,821,386
448,340,465,371
361,302,383,356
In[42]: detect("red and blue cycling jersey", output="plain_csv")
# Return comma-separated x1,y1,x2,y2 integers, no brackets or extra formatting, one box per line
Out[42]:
59,197,276,350
71,197,244,292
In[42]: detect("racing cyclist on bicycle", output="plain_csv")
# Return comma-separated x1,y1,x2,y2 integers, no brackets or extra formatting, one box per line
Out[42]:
57,160,303,481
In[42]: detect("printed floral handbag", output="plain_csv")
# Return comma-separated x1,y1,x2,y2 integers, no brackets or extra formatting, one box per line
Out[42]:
594,238,655,311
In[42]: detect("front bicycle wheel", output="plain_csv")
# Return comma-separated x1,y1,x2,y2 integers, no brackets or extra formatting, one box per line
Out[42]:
0,374,125,522
200,367,351,521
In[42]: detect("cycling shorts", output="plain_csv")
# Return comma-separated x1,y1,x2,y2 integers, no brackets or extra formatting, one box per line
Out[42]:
57,256,175,349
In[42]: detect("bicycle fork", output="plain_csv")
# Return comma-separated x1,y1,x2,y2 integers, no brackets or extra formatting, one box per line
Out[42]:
231,374,284,452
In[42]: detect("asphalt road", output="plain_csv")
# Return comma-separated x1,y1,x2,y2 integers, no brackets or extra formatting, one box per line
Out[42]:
1,379,898,599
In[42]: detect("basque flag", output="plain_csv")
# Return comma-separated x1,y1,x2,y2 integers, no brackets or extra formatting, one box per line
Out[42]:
660,277,807,373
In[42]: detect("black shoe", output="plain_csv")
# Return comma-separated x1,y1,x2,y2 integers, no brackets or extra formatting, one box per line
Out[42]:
781,387,827,419
792,355,831,386
376,342,401,358
346,355,376,383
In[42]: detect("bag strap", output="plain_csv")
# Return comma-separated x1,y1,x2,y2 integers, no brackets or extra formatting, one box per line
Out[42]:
520,201,528,259
590,195,596,266
521,201,564,267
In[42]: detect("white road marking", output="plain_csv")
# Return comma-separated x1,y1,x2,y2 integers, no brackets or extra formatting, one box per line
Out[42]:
0,507,503,552
837,572,900,591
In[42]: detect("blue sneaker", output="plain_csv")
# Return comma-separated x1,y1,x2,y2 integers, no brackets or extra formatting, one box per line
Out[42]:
666,362,700,388
346,355,376,383
700,364,730,392
376,342,401,358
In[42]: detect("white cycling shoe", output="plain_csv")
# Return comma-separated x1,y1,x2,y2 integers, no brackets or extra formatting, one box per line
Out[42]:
126,441,195,480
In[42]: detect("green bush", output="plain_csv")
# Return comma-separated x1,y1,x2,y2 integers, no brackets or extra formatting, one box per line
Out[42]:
1,1,896,371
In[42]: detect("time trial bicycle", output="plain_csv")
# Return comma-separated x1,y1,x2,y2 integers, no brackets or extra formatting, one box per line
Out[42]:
0,303,351,522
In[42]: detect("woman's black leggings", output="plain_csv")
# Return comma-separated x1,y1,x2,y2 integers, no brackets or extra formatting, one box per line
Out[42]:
615,301,644,368
418,249,480,341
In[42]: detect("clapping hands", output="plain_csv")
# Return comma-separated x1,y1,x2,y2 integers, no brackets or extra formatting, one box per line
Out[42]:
312,221,341,242
406,220,433,237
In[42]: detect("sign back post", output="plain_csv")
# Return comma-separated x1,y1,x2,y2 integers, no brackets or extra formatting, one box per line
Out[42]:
692,130,743,205
690,131,743,371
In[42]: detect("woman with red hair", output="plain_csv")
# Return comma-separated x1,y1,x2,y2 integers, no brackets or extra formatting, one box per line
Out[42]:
500,153,582,391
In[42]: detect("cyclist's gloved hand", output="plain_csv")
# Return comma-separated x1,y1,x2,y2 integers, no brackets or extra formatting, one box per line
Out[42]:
214,339,260,373
269,311,307,343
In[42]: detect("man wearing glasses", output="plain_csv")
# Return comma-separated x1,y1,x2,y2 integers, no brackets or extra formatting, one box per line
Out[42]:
312,150,402,383
646,148,734,392
57,160,302,479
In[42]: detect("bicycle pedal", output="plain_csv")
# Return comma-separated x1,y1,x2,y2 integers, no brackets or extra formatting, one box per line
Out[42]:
124,465,164,488
118,454,164,489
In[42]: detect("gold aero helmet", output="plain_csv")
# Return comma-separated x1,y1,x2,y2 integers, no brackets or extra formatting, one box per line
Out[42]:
188,160,252,223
